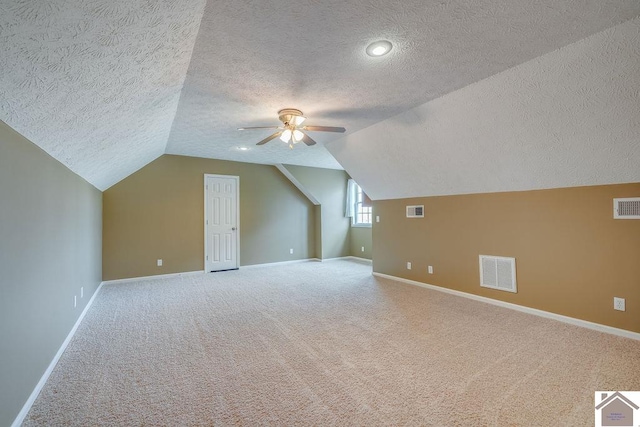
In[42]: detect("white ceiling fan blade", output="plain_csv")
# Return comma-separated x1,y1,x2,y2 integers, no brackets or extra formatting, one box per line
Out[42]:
300,132,317,146
256,131,283,145
302,125,346,133
238,126,281,130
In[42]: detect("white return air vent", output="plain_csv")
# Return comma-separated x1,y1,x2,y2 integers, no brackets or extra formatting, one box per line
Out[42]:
479,255,517,293
614,198,640,219
406,205,424,218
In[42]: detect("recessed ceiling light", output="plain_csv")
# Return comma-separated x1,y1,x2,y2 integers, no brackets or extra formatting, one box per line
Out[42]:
366,40,392,57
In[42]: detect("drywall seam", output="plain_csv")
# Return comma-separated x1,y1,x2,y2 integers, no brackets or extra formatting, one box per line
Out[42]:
11,282,105,427
372,272,640,341
274,164,320,205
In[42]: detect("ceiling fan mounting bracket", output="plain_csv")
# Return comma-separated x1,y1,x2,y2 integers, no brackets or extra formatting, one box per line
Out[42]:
278,108,303,125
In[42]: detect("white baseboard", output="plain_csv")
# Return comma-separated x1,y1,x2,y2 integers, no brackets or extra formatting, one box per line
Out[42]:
103,258,366,279
372,272,640,341
241,258,322,269
318,256,372,263
102,270,205,285
11,282,105,427
346,256,372,263
239,257,372,268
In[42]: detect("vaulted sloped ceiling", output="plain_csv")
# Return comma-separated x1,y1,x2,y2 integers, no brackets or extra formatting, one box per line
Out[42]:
1,1,639,193
0,0,207,190
327,16,640,200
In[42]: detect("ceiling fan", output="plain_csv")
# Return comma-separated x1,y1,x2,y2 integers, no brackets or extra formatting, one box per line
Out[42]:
238,108,346,149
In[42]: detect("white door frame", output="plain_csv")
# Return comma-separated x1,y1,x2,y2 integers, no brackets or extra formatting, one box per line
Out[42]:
204,174,240,271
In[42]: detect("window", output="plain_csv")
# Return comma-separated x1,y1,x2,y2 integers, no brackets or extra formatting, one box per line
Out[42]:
354,184,372,226
346,180,372,227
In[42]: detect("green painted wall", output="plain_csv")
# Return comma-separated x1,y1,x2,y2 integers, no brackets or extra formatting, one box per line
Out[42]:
283,165,351,259
0,121,102,427
103,155,316,280
350,226,372,259
313,205,323,260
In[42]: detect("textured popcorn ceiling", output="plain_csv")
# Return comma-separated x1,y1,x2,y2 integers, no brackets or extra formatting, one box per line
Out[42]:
327,17,640,200
166,0,640,172
1,1,639,192
0,0,207,190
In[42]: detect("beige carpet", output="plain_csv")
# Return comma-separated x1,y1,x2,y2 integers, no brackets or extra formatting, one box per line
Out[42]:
24,259,640,426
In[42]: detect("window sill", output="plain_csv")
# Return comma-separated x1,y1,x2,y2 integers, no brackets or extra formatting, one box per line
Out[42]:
351,223,372,228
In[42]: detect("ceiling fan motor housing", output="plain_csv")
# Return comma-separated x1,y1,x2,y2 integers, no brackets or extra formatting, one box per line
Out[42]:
278,108,304,126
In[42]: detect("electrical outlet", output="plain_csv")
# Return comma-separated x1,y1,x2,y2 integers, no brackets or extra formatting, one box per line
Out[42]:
289,248,293,254
74,295,77,308
361,246,365,252
407,262,412,270
157,259,163,267
81,287,84,298
428,266,433,274
376,215,380,223
614,297,625,311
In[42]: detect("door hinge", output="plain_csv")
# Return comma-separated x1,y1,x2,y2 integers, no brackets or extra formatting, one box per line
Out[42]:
206,185,208,190
206,220,208,225
206,255,208,261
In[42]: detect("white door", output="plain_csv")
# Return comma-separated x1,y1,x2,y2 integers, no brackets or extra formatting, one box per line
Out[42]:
204,174,239,272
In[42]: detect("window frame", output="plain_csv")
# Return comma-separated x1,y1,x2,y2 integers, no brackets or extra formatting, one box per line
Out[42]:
352,183,372,228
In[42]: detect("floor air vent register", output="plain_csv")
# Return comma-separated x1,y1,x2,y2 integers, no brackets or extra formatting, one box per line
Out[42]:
479,255,517,293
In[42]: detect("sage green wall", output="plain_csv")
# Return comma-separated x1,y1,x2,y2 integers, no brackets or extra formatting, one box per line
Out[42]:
313,205,323,260
0,121,102,427
283,165,350,259
350,226,372,259
103,155,316,280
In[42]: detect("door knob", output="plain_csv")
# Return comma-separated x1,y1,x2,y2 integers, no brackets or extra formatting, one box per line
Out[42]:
232,227,237,231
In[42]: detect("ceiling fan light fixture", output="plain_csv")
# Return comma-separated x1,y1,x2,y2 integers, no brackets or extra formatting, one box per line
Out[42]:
241,108,344,148
366,40,392,57
280,129,292,143
293,130,304,141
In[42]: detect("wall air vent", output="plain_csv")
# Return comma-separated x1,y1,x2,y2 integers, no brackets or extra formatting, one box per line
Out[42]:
406,205,424,218
479,255,517,293
614,198,640,219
